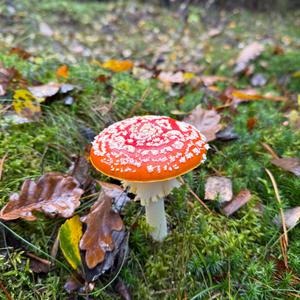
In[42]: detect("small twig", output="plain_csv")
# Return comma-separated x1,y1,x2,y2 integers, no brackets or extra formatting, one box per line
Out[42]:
0,105,11,115
288,293,300,299
0,153,8,181
50,232,60,259
152,288,177,295
261,143,280,159
0,281,13,300
265,168,288,268
179,177,212,214
26,252,51,266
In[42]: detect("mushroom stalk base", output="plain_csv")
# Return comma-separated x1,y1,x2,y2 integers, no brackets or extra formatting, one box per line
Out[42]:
145,198,167,241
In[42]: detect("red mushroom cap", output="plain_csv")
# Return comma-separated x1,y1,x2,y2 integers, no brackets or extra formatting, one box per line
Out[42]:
90,116,208,182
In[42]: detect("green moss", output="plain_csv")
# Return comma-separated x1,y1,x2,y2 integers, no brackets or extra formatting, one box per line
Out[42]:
0,1,300,299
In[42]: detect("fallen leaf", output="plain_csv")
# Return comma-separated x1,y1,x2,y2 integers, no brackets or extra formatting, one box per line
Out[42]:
64,276,85,294
102,59,133,72
79,194,124,269
39,22,54,37
271,157,300,177
13,89,42,121
0,66,25,96
207,27,223,38
28,83,61,99
68,156,94,190
95,74,111,83
199,75,228,86
56,65,69,79
247,117,257,131
9,47,31,60
2,112,33,126
205,176,233,202
234,42,264,73
132,66,154,80
215,125,239,141
26,252,51,274
158,71,185,84
63,95,74,106
222,88,287,105
97,181,131,212
184,105,222,141
274,207,300,229
251,73,267,87
286,110,300,131
59,215,83,270
115,278,132,300
0,172,83,221
83,229,127,282
221,189,252,216
28,83,77,105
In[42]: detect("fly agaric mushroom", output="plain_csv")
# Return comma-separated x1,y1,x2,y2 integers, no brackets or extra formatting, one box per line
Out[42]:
90,116,208,241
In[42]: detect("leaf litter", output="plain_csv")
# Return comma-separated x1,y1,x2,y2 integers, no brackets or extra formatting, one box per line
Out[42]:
0,172,83,221
184,106,222,142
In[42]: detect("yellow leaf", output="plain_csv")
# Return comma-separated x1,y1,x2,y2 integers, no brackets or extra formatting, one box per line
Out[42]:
102,59,133,72
56,65,69,78
13,89,42,120
291,70,300,78
59,215,83,270
183,72,196,81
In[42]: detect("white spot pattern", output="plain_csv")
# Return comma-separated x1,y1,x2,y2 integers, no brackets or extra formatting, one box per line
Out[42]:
91,115,208,179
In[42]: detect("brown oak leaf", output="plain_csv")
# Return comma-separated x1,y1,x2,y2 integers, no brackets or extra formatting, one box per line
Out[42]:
184,105,222,141
79,194,124,269
0,172,83,221
234,42,264,73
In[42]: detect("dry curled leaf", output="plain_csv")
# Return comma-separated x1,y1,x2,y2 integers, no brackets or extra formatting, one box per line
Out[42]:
286,110,300,131
68,156,94,190
97,181,131,212
221,88,287,106
27,252,51,274
215,125,239,141
271,157,300,177
251,73,267,87
39,22,54,37
102,59,133,72
28,83,76,100
0,172,83,221
79,194,124,269
205,176,233,203
158,71,185,84
13,89,42,121
234,42,264,73
221,189,252,216
9,47,31,60
199,75,228,86
56,65,69,79
0,66,25,96
274,207,300,229
115,278,132,300
184,105,222,141
247,117,258,131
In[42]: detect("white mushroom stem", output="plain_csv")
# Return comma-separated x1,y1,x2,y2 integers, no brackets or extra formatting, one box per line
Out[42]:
123,178,181,241
145,198,167,241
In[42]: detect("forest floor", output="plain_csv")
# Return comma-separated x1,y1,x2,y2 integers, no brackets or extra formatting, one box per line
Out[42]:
0,1,300,299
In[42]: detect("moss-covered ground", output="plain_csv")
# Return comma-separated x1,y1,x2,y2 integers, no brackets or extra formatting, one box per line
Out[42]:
0,1,300,299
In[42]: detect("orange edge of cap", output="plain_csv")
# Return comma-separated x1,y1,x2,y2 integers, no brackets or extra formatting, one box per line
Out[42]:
89,148,207,183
